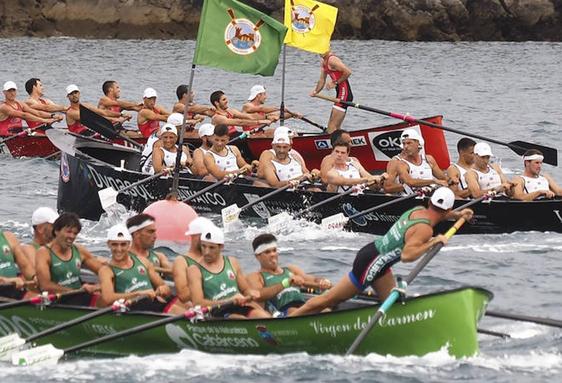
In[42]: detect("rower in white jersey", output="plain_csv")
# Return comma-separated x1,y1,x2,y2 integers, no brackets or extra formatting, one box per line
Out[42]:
203,124,254,181
446,137,476,198
140,113,185,172
512,149,562,200
465,142,512,198
142,123,189,175
256,126,305,179
394,128,449,194
191,123,215,178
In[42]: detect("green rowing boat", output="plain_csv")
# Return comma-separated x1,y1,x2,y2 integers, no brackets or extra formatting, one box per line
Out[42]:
0,287,491,359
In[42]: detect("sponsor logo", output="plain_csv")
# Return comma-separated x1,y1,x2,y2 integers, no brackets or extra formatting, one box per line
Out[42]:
165,323,260,350
61,153,70,183
138,266,146,275
341,203,367,226
255,324,279,346
178,188,227,207
227,270,236,280
554,210,562,223
87,164,156,201
314,139,331,150
368,126,423,161
351,136,367,146
224,9,263,55
314,136,366,151
290,4,317,33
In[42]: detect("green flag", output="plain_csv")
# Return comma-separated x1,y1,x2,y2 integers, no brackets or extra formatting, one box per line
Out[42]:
194,0,287,76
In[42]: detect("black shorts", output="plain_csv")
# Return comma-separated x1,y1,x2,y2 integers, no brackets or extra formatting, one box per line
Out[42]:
129,296,175,313
334,81,353,111
348,242,395,291
58,291,96,306
0,285,26,300
212,305,252,318
278,300,305,315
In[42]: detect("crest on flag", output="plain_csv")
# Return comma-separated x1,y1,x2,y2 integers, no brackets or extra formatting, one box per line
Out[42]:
290,2,319,33
224,8,264,55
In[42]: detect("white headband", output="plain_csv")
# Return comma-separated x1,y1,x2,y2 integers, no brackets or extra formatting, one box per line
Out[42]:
254,241,277,255
523,154,544,162
127,219,155,234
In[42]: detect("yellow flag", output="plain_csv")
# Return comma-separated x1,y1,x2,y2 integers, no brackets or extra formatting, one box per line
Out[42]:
284,0,338,54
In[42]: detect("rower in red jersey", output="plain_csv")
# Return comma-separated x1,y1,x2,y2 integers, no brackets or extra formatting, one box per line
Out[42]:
210,90,272,136
23,78,66,131
137,87,170,138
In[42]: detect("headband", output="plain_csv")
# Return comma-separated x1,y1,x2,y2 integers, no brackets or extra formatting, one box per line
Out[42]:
523,154,544,162
254,241,277,255
127,219,154,234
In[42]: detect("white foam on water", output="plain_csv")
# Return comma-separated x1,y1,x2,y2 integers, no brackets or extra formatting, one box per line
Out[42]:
468,350,562,373
320,246,361,251
443,242,562,253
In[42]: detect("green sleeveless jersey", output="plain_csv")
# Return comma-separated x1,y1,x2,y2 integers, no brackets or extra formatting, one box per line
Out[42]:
0,232,19,278
183,255,199,267
374,206,431,257
261,267,304,309
197,256,239,301
48,245,82,289
110,254,152,293
147,249,161,268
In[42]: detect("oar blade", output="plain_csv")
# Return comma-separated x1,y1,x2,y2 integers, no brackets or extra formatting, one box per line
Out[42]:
321,213,349,230
0,333,26,361
221,204,242,233
11,344,64,366
267,212,293,232
98,187,119,211
509,140,558,166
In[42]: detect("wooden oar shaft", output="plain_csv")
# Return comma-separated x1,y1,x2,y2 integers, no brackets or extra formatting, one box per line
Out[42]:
294,186,361,218
0,289,85,310
485,310,562,328
477,328,511,339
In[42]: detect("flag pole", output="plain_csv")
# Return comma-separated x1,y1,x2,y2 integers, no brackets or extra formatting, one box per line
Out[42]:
279,44,286,126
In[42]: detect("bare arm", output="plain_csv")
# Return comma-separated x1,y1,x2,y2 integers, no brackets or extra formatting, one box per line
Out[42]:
545,174,562,196
98,266,139,306
230,257,257,298
188,265,227,306
25,98,66,113
400,224,436,262
231,145,250,169
139,108,169,123
5,232,35,280
172,257,191,304
262,161,290,188
427,155,448,180
77,244,104,273
383,159,406,194
212,113,270,127
0,103,55,124
447,165,471,198
192,148,209,177
152,148,166,173
465,170,486,198
397,162,444,188
242,103,278,115
140,256,171,297
326,168,368,187
311,65,327,95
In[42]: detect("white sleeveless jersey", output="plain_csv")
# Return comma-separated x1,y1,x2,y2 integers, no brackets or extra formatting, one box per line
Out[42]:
335,160,361,193
209,146,239,172
452,163,469,190
139,132,159,170
399,156,433,180
522,175,550,193
473,166,502,190
143,146,187,175
271,155,304,181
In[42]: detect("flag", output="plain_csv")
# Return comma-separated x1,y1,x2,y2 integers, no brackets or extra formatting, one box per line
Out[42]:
194,0,287,76
284,0,338,54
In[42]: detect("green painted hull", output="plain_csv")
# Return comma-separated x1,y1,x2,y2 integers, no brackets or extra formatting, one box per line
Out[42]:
0,287,491,359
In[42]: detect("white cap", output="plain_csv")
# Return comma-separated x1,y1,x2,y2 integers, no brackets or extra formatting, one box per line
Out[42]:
200,225,224,245
272,133,291,145
198,123,215,138
167,113,184,126
430,187,455,210
66,84,80,95
143,87,158,99
185,217,215,236
159,123,177,136
400,128,424,146
107,224,132,242
247,85,266,101
31,207,59,225
474,142,493,157
274,126,295,138
3,81,17,91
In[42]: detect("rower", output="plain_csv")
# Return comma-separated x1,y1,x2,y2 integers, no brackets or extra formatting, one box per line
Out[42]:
191,123,215,178
465,142,512,198
447,138,476,198
98,80,142,113
125,214,171,270
247,233,331,316
65,84,128,135
290,187,474,316
141,123,189,175
210,90,272,136
325,139,385,193
319,129,352,183
173,84,214,117
0,81,60,136
310,49,353,133
35,213,103,305
172,216,215,306
0,229,36,299
23,78,66,130
98,224,184,313
256,126,306,179
21,207,59,268
187,225,271,319
512,149,562,200
137,87,170,138
203,124,254,181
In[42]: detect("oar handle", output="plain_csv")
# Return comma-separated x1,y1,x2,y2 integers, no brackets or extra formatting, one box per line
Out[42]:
228,124,269,144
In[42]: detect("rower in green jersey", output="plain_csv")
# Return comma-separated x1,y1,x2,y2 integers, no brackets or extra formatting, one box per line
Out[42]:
35,212,103,306
98,224,185,314
0,230,36,300
187,225,271,319
126,214,171,272
173,216,215,306
290,187,474,317
247,233,332,316
21,207,58,269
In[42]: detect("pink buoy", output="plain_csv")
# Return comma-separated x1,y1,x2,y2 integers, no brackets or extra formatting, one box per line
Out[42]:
143,199,198,242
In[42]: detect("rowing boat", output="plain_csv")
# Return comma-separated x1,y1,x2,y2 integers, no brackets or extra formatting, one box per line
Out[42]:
0,286,491,358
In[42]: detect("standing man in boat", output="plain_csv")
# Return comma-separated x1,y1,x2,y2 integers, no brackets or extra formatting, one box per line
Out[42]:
21,207,58,268
0,81,60,136
290,187,474,316
187,225,271,319
125,214,171,271
310,49,353,133
203,124,254,180
35,212,103,306
511,149,562,200
465,142,512,198
0,228,36,299
23,78,66,130
210,90,272,136
247,233,331,316
191,123,215,178
447,138,476,198
137,87,170,138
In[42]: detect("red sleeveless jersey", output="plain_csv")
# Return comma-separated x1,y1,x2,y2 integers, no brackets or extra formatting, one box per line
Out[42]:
0,102,23,136
138,107,161,137
26,99,48,129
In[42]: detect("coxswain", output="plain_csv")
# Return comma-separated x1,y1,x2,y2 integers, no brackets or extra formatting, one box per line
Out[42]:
172,84,214,117
137,87,170,138
242,85,301,134
0,81,60,136
35,213,103,305
97,224,184,313
65,84,128,135
125,214,171,270
23,78,66,131
172,216,215,305
465,142,512,198
210,90,272,136
447,138,476,198
21,207,58,268
203,124,254,180
247,233,331,316
191,123,215,178
141,124,190,175
0,229,36,299
187,225,271,319
290,187,474,316
310,49,353,133
98,80,143,113
512,149,561,200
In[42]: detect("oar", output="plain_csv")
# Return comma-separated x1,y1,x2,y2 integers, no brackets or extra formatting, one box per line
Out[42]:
228,124,268,144
477,328,511,339
285,108,326,132
181,170,245,203
11,301,236,366
79,105,142,149
314,93,558,166
0,289,86,311
345,195,488,355
485,310,562,328
98,171,165,211
0,124,52,144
